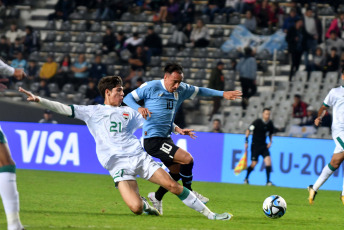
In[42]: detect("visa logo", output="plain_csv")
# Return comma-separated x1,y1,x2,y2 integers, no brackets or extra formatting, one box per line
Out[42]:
15,130,80,166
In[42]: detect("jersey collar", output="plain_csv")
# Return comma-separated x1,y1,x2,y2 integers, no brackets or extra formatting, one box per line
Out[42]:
160,79,167,91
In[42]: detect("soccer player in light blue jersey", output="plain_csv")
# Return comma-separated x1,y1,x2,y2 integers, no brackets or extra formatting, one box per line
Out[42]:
124,63,242,214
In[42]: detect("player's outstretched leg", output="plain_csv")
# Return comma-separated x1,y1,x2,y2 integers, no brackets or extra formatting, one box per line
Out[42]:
118,180,160,216
149,168,231,220
308,163,336,204
0,137,24,230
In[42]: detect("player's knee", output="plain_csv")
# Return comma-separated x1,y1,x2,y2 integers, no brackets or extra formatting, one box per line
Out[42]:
165,180,180,194
183,155,193,164
129,203,143,215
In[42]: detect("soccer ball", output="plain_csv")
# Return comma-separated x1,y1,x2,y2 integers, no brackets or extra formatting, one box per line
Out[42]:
262,195,287,219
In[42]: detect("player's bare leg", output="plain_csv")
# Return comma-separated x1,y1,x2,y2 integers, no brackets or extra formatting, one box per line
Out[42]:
0,141,24,230
263,156,273,186
308,152,344,204
117,180,159,216
149,168,232,220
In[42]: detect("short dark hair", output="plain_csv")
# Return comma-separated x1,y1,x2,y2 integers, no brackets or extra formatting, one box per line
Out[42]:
213,119,221,123
331,47,338,52
263,108,271,112
294,94,301,99
98,76,123,98
164,63,183,74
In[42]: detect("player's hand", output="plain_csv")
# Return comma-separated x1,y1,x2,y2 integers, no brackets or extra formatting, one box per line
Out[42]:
267,142,272,149
18,87,40,102
176,127,197,139
223,90,242,100
314,117,322,126
138,107,152,120
13,69,27,80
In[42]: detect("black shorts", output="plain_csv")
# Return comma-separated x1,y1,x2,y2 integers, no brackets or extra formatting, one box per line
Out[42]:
250,144,270,161
144,137,179,167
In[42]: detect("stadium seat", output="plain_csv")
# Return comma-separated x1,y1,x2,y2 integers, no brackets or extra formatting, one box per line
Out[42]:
309,71,322,85
30,82,40,92
103,55,117,65
72,92,85,104
165,47,177,56
167,25,177,34
75,22,87,31
121,12,133,21
59,21,71,31
256,49,272,60
44,31,56,42
294,71,307,83
75,32,86,43
90,33,102,43
121,24,132,33
213,14,226,24
45,20,56,30
154,24,162,34
60,43,71,53
59,32,71,42
201,14,210,24
62,83,75,94
134,12,147,22
324,72,339,86
107,65,115,75
150,67,163,77
47,83,60,97
229,13,240,25
149,56,161,67
194,48,207,58
193,58,207,69
276,50,288,65
78,84,88,94
41,42,55,52
137,24,148,34
316,127,331,139
90,22,101,32
228,49,240,59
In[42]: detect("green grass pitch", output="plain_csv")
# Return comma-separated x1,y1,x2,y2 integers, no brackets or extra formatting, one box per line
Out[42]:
1,169,344,230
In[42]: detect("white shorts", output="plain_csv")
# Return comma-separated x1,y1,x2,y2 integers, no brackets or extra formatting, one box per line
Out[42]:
107,151,160,186
333,134,344,154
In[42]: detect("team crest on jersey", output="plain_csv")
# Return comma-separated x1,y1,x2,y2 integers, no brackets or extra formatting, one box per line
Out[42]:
122,112,129,120
174,92,179,100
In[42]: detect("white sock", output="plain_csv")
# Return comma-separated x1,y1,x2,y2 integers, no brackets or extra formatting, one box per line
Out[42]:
0,172,23,230
177,187,215,219
313,164,336,191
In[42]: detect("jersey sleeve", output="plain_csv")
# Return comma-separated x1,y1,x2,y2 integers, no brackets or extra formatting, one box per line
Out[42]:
181,83,199,100
323,89,334,107
0,59,15,76
70,105,95,122
249,119,258,131
130,82,151,101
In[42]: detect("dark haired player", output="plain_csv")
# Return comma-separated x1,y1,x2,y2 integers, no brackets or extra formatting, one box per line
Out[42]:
124,63,242,214
244,108,275,186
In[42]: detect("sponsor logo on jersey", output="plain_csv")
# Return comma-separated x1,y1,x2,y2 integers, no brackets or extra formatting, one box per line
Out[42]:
122,112,129,120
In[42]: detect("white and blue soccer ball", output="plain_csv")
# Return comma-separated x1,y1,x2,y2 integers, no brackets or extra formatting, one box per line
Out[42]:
262,195,287,219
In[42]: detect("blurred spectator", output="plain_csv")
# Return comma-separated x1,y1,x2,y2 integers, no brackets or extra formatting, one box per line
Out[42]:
71,54,90,85
210,119,223,133
11,52,27,72
268,2,284,30
0,0,5,20
183,22,193,42
286,19,306,81
254,0,270,28
157,0,179,23
243,10,256,33
321,111,332,128
324,47,340,72
123,80,132,96
190,19,210,48
23,26,40,56
171,24,189,49
102,26,116,54
126,46,147,85
95,0,115,20
89,55,107,82
303,8,318,67
202,0,221,22
114,31,127,57
236,0,255,14
37,79,51,97
135,77,144,89
220,0,237,22
306,47,325,75
124,32,143,54
325,31,344,56
301,106,317,126
5,23,24,44
38,109,58,124
40,54,58,82
341,53,344,71
0,36,10,60
26,60,40,82
48,0,74,21
85,80,100,103
236,47,257,109
325,12,344,39
292,94,308,118
9,37,24,59
143,26,162,63
179,0,195,25
55,54,73,89
282,8,299,33
208,61,225,120
289,1,302,17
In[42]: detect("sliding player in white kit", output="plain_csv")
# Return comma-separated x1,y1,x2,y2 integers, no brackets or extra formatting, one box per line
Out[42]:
308,70,344,205
18,76,232,220
0,59,26,230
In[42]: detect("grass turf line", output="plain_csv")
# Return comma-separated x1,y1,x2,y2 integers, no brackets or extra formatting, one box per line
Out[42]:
1,169,344,229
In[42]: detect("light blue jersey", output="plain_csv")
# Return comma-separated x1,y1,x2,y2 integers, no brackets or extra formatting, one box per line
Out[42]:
126,80,198,138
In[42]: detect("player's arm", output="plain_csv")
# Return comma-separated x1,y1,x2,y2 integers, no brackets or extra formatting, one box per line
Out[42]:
314,104,328,126
173,123,196,139
0,59,26,80
197,87,242,100
244,128,250,150
124,89,152,120
18,87,73,116
267,134,273,148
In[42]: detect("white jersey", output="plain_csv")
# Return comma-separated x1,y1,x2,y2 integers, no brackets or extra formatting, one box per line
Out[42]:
0,59,14,76
323,86,344,137
71,104,145,168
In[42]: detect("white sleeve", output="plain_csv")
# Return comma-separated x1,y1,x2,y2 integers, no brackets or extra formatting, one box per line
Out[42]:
132,109,145,129
71,105,95,122
323,89,334,107
38,97,73,116
0,59,15,76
